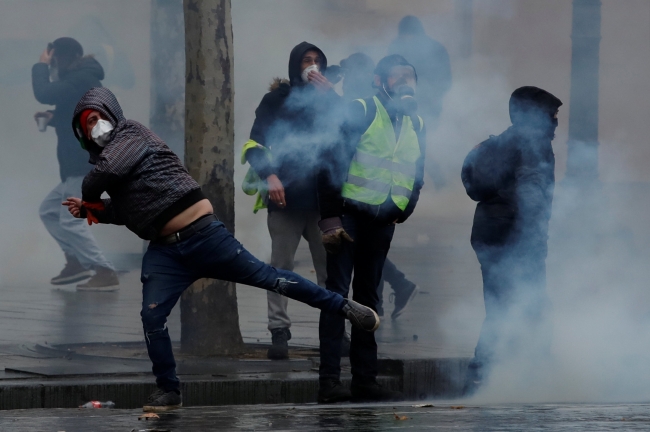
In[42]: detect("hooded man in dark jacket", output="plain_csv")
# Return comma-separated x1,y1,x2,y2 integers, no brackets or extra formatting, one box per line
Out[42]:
64,86,380,413
32,37,117,290
316,54,427,403
243,42,341,360
461,86,563,395
389,16,451,130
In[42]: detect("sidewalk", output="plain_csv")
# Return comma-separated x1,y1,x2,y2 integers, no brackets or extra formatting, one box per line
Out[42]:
0,189,483,409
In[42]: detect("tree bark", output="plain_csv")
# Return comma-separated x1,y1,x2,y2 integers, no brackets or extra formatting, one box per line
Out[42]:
181,0,244,355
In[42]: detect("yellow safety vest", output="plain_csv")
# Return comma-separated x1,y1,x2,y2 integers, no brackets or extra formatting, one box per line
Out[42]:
341,96,422,211
240,139,269,213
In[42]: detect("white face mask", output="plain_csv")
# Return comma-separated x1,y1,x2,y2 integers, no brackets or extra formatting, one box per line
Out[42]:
91,119,114,147
301,64,319,83
49,66,59,82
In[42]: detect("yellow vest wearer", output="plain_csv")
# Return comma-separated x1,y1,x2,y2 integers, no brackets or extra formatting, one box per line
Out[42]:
341,96,422,211
241,139,269,213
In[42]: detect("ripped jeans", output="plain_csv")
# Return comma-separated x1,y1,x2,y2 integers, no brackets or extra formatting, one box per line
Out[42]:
141,220,345,392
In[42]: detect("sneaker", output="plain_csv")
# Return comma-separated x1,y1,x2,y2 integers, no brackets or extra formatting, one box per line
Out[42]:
341,331,351,357
76,267,120,292
142,389,182,412
342,300,380,332
391,284,419,321
351,380,404,402
267,328,291,360
50,255,93,285
318,378,351,403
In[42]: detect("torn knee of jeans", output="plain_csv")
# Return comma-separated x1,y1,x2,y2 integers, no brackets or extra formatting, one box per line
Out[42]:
272,277,298,296
146,327,165,336
148,303,158,309
145,325,168,343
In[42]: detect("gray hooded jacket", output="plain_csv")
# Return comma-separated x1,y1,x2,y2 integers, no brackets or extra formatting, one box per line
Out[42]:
72,87,203,240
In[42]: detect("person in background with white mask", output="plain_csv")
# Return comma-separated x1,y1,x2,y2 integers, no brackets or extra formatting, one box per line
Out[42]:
32,37,118,291
242,42,340,360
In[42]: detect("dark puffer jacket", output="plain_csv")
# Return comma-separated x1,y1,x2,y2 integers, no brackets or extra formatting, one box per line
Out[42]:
465,87,562,250
72,87,203,240
245,41,342,212
32,56,104,181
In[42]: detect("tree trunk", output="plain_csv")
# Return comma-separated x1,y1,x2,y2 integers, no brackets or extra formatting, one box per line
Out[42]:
181,0,244,355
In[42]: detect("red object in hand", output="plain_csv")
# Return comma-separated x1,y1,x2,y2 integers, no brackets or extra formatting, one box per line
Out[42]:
82,201,105,225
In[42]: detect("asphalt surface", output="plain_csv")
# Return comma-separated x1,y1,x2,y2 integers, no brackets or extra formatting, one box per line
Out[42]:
2,402,650,431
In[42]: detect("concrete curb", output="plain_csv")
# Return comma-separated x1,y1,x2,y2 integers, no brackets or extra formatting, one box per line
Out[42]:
0,358,470,410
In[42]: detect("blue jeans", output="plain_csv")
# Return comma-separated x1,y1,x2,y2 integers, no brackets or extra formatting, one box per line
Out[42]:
319,213,395,384
141,220,346,392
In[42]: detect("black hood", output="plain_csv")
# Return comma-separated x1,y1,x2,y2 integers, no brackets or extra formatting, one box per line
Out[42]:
60,56,105,81
288,41,327,86
398,15,426,36
72,87,125,161
509,86,562,130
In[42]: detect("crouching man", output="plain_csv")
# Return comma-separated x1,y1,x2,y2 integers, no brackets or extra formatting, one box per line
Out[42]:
64,87,380,412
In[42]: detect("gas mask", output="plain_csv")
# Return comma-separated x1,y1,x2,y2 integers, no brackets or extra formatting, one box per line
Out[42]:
301,64,319,83
90,119,114,148
383,65,418,115
383,82,418,115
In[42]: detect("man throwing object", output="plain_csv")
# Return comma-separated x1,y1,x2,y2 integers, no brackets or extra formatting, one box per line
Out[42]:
64,87,380,413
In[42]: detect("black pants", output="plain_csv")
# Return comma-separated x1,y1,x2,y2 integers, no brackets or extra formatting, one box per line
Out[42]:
319,213,395,383
377,258,416,313
467,242,552,381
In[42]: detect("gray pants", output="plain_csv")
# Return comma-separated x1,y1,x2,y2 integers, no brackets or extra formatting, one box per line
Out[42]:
267,210,327,330
39,176,114,271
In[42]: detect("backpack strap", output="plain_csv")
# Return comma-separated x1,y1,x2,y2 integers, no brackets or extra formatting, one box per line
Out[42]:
409,115,424,133
354,98,378,130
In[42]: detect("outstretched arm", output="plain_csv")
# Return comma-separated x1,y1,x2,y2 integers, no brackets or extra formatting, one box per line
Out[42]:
63,196,124,226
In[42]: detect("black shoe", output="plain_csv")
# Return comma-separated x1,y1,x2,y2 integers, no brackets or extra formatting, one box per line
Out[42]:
351,380,404,402
142,389,182,412
76,267,120,291
391,284,419,320
342,300,380,332
267,328,291,360
341,331,351,357
318,378,351,403
50,255,93,285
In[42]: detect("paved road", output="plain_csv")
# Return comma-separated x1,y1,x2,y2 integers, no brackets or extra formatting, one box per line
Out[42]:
2,402,650,431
